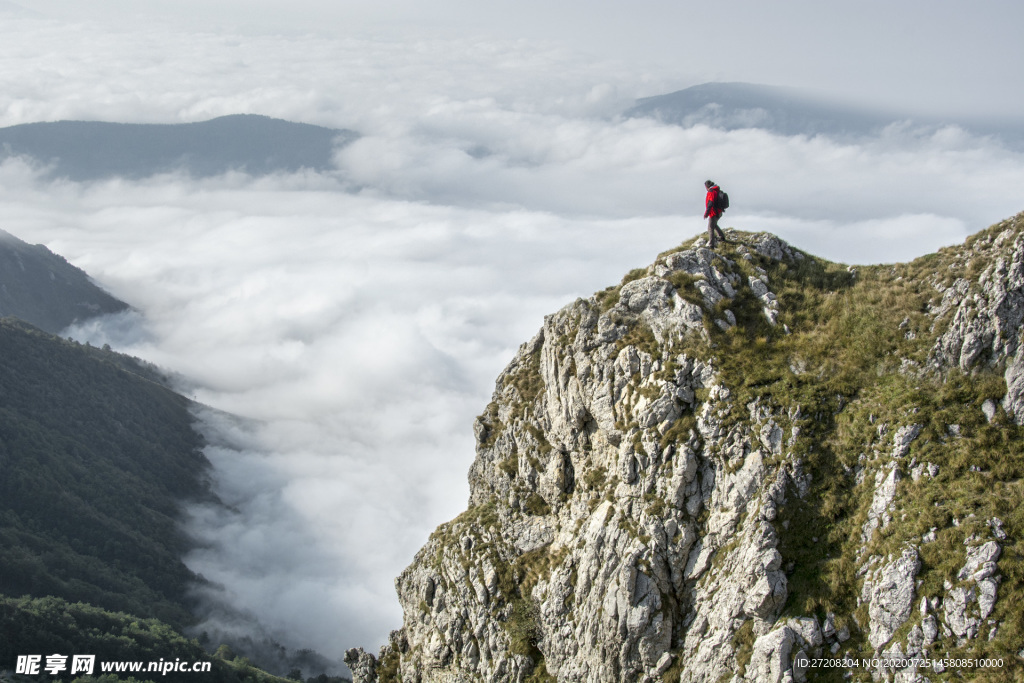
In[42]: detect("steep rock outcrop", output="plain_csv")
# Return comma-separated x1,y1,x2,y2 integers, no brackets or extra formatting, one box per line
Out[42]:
928,224,1024,421
348,215,1024,682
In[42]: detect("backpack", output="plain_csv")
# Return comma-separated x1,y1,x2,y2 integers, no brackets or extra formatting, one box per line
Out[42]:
716,189,730,213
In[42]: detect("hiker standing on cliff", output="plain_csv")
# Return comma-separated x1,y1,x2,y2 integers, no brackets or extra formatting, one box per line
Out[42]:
704,180,727,248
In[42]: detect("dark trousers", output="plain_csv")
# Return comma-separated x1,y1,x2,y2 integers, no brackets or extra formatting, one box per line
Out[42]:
708,214,726,246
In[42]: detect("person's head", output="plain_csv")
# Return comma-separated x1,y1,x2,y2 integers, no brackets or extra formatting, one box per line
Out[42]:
704,180,714,188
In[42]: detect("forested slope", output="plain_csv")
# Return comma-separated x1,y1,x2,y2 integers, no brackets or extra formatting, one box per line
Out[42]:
0,318,208,627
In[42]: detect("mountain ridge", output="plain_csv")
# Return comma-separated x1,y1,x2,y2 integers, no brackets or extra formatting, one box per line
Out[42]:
626,82,1024,148
0,114,357,181
346,214,1024,682
0,316,209,626
0,228,129,334
0,234,348,682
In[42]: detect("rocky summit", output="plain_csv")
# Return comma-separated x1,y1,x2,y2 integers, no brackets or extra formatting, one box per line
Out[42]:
347,214,1024,682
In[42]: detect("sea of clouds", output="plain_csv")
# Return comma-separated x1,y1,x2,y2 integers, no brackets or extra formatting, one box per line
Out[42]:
2,10,1024,672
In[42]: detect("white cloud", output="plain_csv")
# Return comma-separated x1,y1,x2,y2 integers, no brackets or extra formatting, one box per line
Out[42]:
2,13,1024,672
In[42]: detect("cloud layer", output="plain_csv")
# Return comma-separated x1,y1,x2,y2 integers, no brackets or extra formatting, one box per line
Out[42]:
2,12,1024,670
7,167,683,660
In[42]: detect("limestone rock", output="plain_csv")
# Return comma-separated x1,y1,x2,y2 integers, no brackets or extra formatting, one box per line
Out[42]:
343,648,377,683
929,221,1024,423
958,540,1001,581
939,540,1004,642
347,220,1024,682
746,627,795,683
863,548,921,649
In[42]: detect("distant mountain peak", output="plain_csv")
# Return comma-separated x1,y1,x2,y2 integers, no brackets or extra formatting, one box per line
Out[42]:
626,82,1024,148
625,82,898,138
0,114,359,181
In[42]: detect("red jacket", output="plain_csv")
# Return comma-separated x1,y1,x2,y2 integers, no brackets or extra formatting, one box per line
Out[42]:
704,185,721,218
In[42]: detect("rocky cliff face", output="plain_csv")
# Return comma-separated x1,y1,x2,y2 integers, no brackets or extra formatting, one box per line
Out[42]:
347,215,1024,682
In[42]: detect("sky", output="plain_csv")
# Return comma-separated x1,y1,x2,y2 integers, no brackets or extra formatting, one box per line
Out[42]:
15,0,1024,120
2,0,1024,674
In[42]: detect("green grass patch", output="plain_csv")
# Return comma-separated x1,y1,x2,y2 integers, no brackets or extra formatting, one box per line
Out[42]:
582,466,607,492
